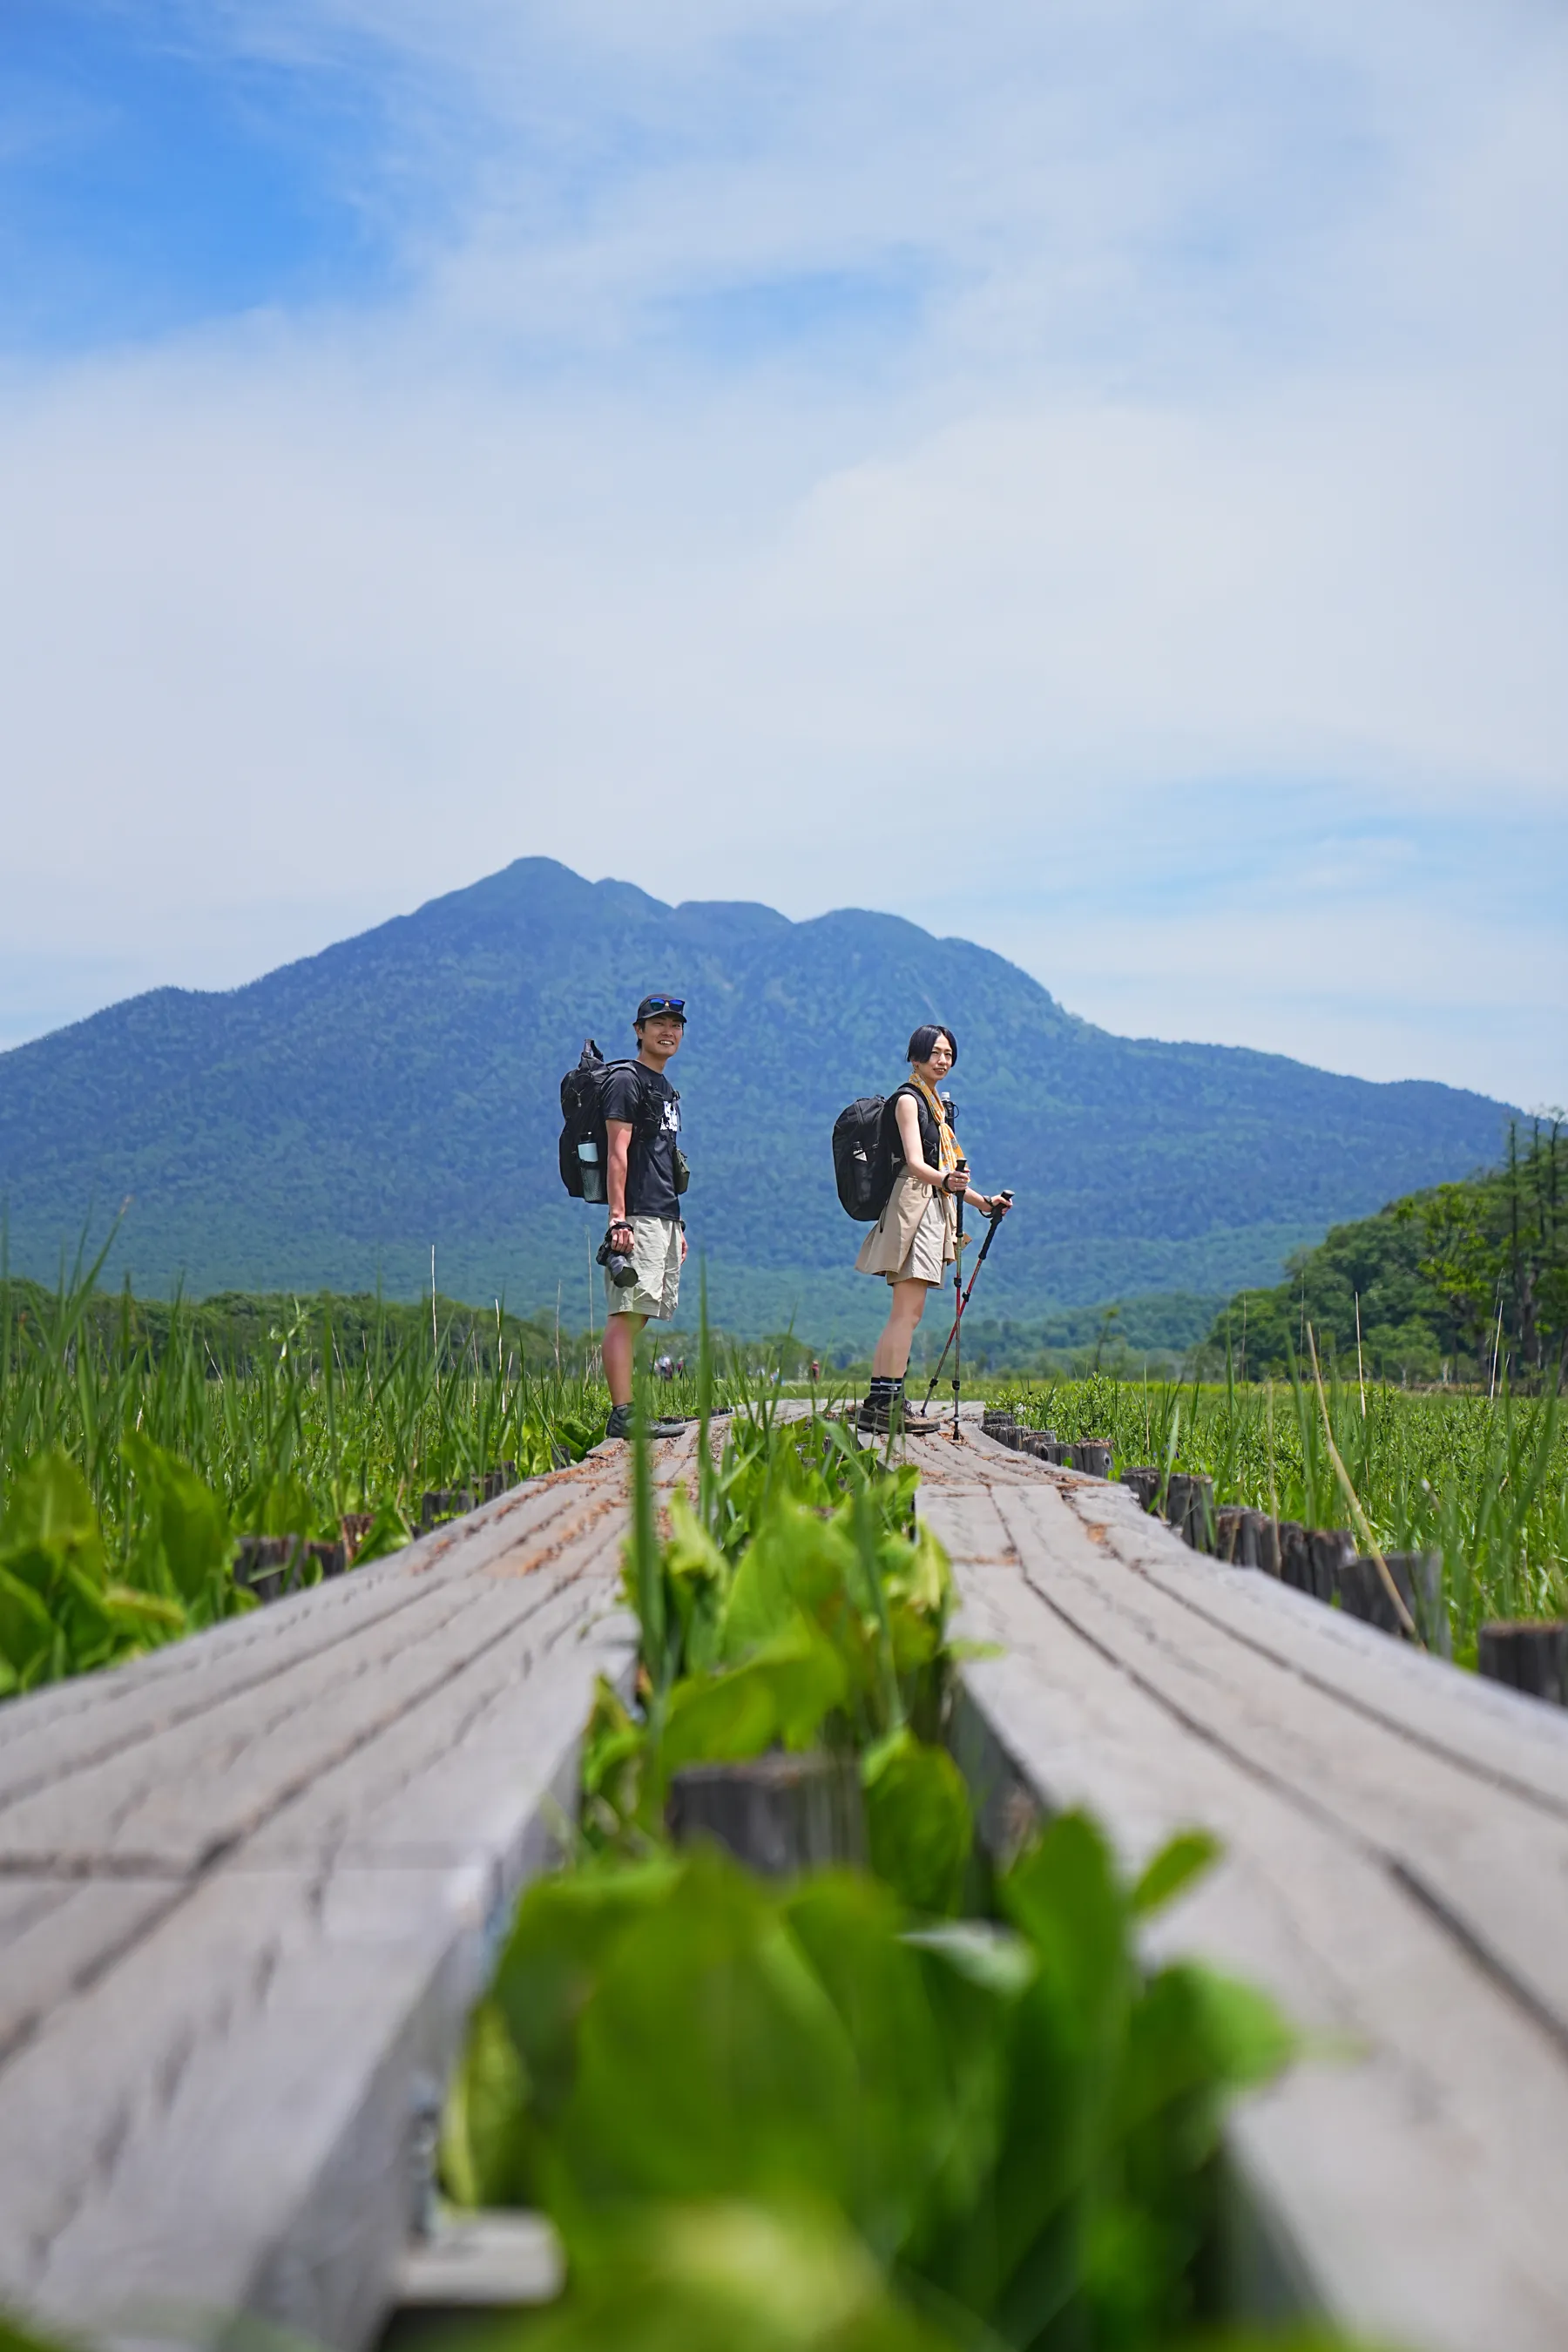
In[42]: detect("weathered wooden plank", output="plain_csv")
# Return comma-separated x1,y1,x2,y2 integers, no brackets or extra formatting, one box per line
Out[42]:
246,1586,637,1876
0,1627,628,2347
0,1473,598,1809
0,1423,692,2351
906,1482,1017,1563
0,1421,675,1876
984,1480,1568,2045
0,1558,591,1873
940,1440,1568,1819
0,1860,476,2351
911,1432,1045,1484
0,1876,74,1941
1054,1472,1568,1814
927,1481,1568,2352
920,1421,1104,1479
0,1878,186,2067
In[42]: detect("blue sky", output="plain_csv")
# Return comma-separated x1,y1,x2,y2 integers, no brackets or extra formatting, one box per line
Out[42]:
0,2,442,347
1,0,1564,1105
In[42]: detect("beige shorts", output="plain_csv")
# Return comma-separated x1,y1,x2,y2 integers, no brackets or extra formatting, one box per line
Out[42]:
605,1214,683,1320
891,1188,951,1286
855,1174,955,1288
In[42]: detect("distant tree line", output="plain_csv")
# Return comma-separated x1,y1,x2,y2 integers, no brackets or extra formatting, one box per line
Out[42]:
1,1281,588,1379
1,1276,825,1386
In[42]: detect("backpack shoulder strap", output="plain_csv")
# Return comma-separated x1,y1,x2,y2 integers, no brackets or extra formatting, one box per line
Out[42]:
885,1079,939,1166
604,1058,666,1137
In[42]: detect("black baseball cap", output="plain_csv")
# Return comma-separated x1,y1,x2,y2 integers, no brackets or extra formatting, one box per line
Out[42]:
635,993,686,1024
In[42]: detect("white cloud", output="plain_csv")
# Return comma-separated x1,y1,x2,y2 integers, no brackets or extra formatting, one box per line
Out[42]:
0,0,1564,1100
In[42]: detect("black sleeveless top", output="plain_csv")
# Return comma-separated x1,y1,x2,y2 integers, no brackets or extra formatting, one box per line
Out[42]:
882,1080,948,1176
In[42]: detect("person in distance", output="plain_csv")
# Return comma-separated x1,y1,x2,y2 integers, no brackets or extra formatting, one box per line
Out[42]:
602,994,689,1443
855,1023,1010,1434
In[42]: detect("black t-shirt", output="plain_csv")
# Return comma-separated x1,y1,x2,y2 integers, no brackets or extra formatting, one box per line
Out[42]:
602,1063,683,1220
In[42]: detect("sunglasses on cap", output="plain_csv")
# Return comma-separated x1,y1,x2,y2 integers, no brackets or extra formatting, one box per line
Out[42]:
639,995,686,1016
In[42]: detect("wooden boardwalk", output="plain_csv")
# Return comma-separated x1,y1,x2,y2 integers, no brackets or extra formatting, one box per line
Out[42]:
915,1423,1568,2352
0,1430,687,2351
3,1409,1567,2351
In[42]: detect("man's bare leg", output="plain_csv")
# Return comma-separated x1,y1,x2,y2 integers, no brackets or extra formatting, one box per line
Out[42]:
602,1310,645,1408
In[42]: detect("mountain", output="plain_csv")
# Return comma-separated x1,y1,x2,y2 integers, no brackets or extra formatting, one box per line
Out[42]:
0,857,1512,1343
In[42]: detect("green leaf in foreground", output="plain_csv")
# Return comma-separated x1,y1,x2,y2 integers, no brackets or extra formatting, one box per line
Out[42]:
0,1447,105,1591
0,1449,117,1687
660,1628,848,1780
485,1858,684,2171
658,1490,729,1677
438,1994,531,2209
553,1851,863,2234
579,1673,646,1848
122,1429,233,1618
519,2197,960,2352
1131,1828,1222,1918
862,1729,974,1918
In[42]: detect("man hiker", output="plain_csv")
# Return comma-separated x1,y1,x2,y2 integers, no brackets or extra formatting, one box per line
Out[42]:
854,1023,1010,1433
602,993,689,1442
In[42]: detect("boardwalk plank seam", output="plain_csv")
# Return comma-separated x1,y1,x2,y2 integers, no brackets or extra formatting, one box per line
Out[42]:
1083,1513,1568,1820
981,1479,1568,2054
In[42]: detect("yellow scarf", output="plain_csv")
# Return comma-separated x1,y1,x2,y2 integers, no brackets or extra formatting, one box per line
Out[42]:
909,1073,959,1175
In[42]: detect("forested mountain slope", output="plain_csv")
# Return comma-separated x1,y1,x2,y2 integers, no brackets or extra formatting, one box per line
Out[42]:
1206,1121,1567,1383
0,858,1511,1342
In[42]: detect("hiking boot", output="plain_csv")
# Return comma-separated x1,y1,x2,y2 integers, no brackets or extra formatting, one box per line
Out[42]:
605,1402,686,1442
855,1393,940,1436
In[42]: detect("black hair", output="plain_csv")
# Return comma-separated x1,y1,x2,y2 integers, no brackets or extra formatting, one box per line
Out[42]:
906,1024,957,1067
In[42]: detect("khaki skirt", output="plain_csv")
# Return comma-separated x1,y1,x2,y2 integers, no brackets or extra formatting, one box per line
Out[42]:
855,1171,956,1286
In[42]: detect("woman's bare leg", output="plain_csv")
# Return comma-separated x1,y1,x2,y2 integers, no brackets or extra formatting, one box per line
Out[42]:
871,1281,929,1378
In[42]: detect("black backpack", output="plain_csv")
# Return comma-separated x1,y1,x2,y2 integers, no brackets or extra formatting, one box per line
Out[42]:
832,1083,933,1221
558,1042,672,1203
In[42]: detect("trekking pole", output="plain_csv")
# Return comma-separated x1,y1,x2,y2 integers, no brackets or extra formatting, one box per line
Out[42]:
950,1162,966,1439
922,1187,1012,1416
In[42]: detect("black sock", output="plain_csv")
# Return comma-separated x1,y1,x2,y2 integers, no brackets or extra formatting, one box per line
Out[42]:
868,1375,895,1399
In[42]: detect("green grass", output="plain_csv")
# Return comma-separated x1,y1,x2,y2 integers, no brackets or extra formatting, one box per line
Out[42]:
988,1363,1568,1647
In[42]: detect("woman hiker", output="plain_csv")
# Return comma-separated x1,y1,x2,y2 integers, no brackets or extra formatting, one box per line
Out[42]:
855,1024,1010,1434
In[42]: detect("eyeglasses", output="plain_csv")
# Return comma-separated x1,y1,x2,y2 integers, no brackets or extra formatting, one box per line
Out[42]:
642,997,685,1014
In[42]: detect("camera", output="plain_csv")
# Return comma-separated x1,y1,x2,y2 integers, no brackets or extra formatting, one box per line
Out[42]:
597,1227,640,1289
